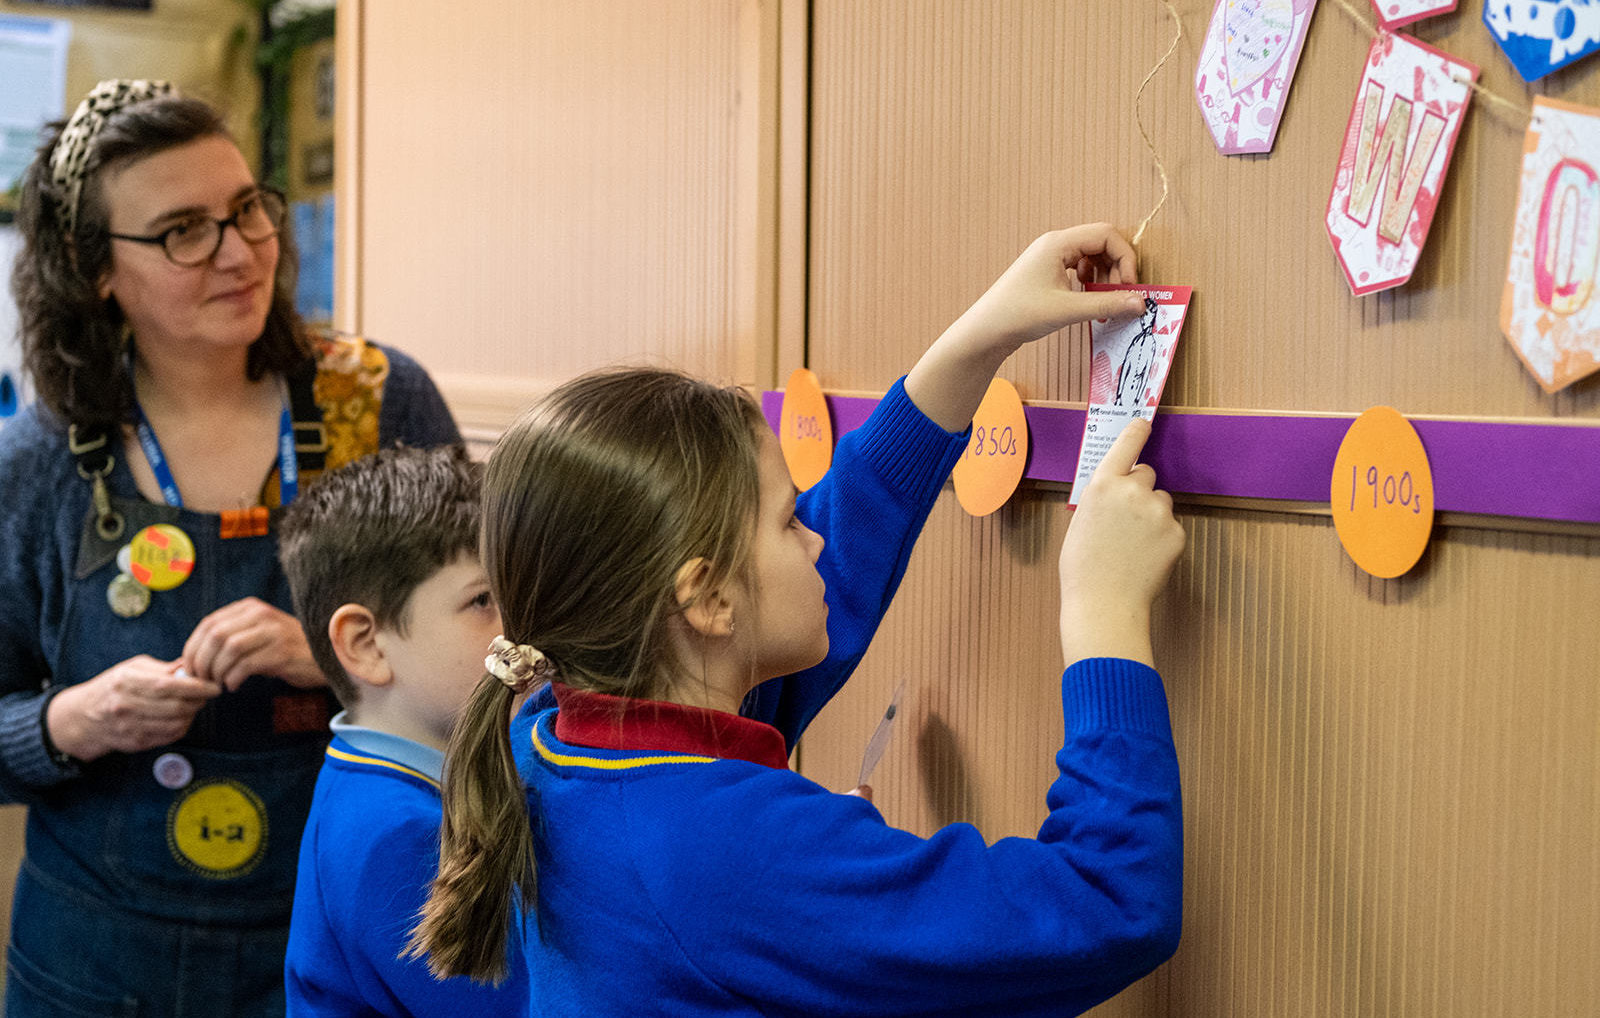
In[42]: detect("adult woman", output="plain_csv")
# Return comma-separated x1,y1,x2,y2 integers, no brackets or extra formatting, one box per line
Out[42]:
0,80,460,1015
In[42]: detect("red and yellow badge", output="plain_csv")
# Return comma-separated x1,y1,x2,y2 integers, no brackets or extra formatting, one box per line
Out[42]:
126,524,194,591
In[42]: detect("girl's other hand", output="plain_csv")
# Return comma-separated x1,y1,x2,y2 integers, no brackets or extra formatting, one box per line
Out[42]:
1057,419,1185,669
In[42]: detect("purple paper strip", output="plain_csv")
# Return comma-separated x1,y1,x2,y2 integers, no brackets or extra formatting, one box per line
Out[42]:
762,391,1600,524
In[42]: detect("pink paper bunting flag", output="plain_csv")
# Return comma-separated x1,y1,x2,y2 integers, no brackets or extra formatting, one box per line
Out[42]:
1195,0,1318,154
1370,0,1457,30
1326,32,1477,297
1500,96,1600,393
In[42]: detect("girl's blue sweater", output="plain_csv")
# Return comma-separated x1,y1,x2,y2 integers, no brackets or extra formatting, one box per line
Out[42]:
513,656,1180,1017
507,378,1183,1016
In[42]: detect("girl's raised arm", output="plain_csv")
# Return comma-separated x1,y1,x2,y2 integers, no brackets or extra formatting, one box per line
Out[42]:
905,223,1143,431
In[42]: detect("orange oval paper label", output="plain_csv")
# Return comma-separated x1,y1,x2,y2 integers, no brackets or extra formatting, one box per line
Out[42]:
1330,406,1435,578
778,368,833,492
952,378,1029,517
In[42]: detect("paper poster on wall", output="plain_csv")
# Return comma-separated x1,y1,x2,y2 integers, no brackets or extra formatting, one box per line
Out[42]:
1370,0,1456,30
1069,285,1192,507
1326,32,1476,297
0,15,70,206
0,225,25,426
1500,97,1600,393
1484,0,1600,82
1194,0,1318,155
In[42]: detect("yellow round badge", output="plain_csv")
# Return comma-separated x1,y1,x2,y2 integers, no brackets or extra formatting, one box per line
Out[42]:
166,779,267,879
127,524,195,592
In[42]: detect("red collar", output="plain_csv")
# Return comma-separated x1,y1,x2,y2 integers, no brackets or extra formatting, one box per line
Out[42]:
551,684,791,770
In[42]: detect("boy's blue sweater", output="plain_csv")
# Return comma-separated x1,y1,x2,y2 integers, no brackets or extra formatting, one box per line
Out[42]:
285,728,527,1016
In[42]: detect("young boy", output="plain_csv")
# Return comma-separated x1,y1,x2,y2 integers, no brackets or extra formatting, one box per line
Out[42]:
278,445,525,1016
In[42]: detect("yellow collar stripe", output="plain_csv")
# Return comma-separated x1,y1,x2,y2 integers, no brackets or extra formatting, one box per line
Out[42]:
326,745,441,789
531,723,715,770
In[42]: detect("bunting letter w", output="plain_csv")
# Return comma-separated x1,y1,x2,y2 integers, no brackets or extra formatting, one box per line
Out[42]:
1345,82,1446,244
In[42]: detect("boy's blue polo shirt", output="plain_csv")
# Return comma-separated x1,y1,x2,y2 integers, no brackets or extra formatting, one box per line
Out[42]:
285,715,526,1017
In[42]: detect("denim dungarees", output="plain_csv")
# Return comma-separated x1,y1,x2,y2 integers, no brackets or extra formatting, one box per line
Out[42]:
0,342,462,1017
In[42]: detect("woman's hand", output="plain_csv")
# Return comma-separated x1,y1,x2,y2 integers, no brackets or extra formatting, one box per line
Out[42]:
181,597,326,691
45,657,220,762
1058,419,1185,669
905,224,1144,431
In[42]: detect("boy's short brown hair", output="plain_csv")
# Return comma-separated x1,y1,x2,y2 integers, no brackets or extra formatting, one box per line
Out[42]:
278,444,482,709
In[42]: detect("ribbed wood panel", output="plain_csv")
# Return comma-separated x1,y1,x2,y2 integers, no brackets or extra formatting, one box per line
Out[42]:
356,0,752,413
801,3,1600,1015
799,500,1600,1016
807,0,1600,417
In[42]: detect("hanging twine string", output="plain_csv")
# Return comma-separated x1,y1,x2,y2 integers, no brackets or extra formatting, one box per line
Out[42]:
1130,0,1184,247
1327,0,1533,124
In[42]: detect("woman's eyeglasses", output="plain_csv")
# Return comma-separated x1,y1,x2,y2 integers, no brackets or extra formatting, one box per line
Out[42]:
107,189,288,267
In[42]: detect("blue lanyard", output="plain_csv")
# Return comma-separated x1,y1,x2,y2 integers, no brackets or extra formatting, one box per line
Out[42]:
133,395,299,509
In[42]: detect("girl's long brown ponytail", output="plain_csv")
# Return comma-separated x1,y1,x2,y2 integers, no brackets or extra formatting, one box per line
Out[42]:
411,367,767,982
406,673,533,983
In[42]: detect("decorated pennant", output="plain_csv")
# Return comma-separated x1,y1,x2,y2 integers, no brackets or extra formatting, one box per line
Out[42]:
1370,0,1457,30
1070,285,1192,507
1500,97,1600,393
1326,33,1476,297
1484,0,1600,82
1195,0,1318,154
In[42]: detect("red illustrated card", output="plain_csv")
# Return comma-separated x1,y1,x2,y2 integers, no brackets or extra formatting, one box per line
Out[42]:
1070,285,1192,507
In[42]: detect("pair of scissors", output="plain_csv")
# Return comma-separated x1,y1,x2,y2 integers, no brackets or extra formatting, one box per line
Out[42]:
857,679,908,788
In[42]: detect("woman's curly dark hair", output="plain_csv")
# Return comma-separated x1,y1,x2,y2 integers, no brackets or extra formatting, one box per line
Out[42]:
10,94,310,433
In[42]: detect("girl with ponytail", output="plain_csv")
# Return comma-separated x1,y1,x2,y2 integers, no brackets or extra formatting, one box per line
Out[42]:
417,226,1188,1016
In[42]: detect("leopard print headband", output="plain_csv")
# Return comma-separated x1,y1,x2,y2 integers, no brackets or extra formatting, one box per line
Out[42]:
48,79,176,239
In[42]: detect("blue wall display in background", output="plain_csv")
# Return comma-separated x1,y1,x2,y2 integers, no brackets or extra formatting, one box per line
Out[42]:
292,193,335,324
0,371,17,420
1485,0,1600,81
1,224,27,426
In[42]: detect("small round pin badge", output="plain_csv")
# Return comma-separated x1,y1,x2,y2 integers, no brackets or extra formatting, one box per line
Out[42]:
107,573,151,619
152,751,194,790
127,523,196,592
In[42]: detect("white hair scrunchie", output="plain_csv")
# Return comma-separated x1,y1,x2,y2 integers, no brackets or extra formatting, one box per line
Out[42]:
485,635,557,694
49,78,176,239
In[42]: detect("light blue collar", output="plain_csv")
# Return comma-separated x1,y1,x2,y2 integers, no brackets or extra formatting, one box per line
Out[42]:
329,710,445,784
